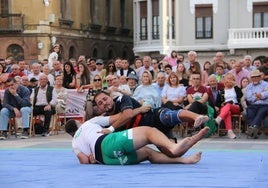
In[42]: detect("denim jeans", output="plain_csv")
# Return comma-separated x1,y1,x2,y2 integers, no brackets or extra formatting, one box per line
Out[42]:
159,108,183,128
0,107,32,131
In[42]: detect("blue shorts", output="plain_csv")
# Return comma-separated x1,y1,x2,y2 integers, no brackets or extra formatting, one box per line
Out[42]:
159,108,183,128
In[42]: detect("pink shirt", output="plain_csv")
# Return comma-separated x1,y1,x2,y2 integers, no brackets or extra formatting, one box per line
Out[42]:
228,68,250,88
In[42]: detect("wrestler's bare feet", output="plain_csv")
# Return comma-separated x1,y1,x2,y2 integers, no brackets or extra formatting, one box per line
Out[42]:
194,115,209,128
179,152,202,164
171,127,209,157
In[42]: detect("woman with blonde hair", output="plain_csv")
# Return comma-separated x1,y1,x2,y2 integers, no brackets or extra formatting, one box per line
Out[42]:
162,72,186,110
215,73,243,139
133,70,161,109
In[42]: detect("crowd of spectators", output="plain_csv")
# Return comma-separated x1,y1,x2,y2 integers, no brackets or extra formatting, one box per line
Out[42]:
0,45,268,140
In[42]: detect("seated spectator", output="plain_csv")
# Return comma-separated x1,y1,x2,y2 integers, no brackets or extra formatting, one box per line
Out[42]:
30,74,58,136
245,69,268,139
187,62,208,86
28,63,42,81
42,64,55,86
54,75,67,114
214,64,225,83
161,72,186,110
0,63,8,89
8,64,25,78
175,62,189,86
229,60,250,88
105,75,115,88
107,75,131,99
133,71,161,109
116,59,136,78
153,71,167,96
126,73,138,96
0,78,32,140
258,57,268,82
20,75,32,94
84,74,107,121
214,73,243,139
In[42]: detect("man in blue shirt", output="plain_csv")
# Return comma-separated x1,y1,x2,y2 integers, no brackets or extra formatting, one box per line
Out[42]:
0,77,32,139
246,69,268,139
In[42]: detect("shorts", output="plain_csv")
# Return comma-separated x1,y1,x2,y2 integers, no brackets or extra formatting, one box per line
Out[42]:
101,129,138,165
159,108,183,128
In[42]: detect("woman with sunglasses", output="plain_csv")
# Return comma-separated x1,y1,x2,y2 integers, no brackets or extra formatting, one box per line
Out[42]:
99,59,117,88
84,74,107,121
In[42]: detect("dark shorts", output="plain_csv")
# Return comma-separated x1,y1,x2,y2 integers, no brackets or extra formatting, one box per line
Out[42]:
159,108,183,128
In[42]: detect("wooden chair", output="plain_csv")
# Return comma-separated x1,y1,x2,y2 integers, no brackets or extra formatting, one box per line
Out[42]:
8,117,17,138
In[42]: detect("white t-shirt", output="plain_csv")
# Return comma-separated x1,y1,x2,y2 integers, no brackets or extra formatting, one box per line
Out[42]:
72,116,109,158
48,52,58,70
161,85,186,101
224,87,238,104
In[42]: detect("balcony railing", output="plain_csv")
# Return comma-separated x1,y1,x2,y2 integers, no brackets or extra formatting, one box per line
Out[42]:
228,27,268,49
0,14,24,33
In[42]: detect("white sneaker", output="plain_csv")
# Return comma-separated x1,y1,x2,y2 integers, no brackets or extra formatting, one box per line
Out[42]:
194,116,209,128
227,130,237,139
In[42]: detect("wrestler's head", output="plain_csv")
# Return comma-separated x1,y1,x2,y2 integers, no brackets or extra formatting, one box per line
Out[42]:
93,91,114,113
65,119,79,137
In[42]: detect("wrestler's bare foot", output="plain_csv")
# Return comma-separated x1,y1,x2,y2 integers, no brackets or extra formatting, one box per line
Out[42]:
171,127,209,157
194,115,209,128
179,152,202,164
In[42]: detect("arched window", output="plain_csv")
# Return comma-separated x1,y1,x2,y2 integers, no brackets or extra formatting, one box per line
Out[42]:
69,46,75,59
92,48,98,58
7,44,24,60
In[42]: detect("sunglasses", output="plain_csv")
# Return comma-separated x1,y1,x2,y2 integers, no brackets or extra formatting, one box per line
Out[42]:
94,79,101,82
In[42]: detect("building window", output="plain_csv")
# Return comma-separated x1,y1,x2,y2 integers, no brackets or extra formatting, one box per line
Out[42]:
253,2,268,27
195,4,213,39
0,0,9,14
140,1,147,40
105,0,111,26
152,0,159,39
7,44,24,60
120,0,125,28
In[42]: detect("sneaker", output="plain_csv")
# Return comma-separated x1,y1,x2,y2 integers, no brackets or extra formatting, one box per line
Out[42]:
20,131,29,139
214,117,222,126
41,132,50,137
246,125,259,139
227,130,237,139
0,132,7,140
194,115,209,128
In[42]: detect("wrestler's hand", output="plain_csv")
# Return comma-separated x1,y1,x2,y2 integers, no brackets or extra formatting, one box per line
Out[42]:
88,154,97,164
97,128,111,134
139,105,151,113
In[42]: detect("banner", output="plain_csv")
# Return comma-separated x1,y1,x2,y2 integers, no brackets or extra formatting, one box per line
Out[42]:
65,89,87,121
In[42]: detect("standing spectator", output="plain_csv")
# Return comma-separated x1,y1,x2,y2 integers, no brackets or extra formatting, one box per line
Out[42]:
243,55,256,72
151,58,160,82
18,58,31,76
100,59,117,88
214,64,225,83
91,59,105,83
63,61,76,89
163,50,177,67
114,57,122,71
245,69,268,139
116,59,136,78
42,64,55,86
87,58,97,73
69,58,79,73
31,74,58,136
214,73,243,139
50,60,63,79
203,61,211,75
175,62,189,86
0,77,32,140
161,72,186,110
5,56,15,73
252,58,262,68
135,56,154,84
229,60,250,88
77,55,86,63
48,44,60,70
133,71,161,109
258,57,268,82
76,61,91,91
133,58,143,70
28,63,42,81
187,61,208,86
